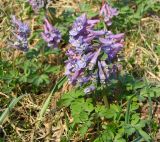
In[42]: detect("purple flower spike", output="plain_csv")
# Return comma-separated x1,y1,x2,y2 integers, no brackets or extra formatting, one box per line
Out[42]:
11,16,30,51
11,15,30,38
98,61,106,84
101,61,110,79
13,34,29,51
75,55,87,70
42,19,61,48
100,31,124,60
78,76,91,86
70,70,83,85
65,9,124,92
84,85,95,94
100,3,118,26
87,19,100,28
69,14,87,36
28,0,44,12
89,47,101,70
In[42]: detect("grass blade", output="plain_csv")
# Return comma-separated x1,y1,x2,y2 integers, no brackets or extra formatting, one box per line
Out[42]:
36,76,67,125
0,94,28,125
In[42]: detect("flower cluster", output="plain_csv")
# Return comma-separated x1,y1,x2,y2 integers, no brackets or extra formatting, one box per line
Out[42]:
65,3,124,94
100,2,118,26
11,16,30,51
42,19,61,48
28,0,44,12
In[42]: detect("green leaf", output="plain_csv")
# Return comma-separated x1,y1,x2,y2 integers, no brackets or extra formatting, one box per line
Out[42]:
134,120,146,129
79,124,88,137
94,129,114,142
131,114,140,125
36,76,66,126
95,105,106,117
58,88,84,107
124,124,136,136
83,99,94,113
134,81,145,90
79,111,88,122
79,121,91,137
45,65,61,74
137,129,151,142
0,94,28,125
33,74,50,86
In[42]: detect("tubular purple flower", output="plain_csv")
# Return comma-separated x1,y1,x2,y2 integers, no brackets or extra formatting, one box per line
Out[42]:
66,49,76,56
74,55,87,70
41,19,61,48
98,61,106,84
100,32,124,60
88,47,101,70
84,85,95,94
108,33,124,40
87,30,106,36
87,19,100,27
11,16,30,51
69,14,87,36
65,62,73,75
108,44,123,60
69,36,83,48
99,38,113,46
101,61,110,79
70,70,83,85
11,15,30,38
65,8,124,92
100,3,118,26
77,43,89,52
78,76,91,86
12,37,28,51
28,0,44,12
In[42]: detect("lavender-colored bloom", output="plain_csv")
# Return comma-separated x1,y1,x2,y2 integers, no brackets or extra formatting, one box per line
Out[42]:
98,61,106,84
28,0,44,12
101,61,110,79
11,16,30,51
13,34,29,51
87,19,100,28
87,30,106,37
65,8,124,92
84,85,95,94
69,36,90,53
100,3,118,26
69,69,83,85
78,76,91,85
77,55,89,68
41,19,61,48
100,32,124,60
69,14,87,36
88,47,101,70
11,15,30,38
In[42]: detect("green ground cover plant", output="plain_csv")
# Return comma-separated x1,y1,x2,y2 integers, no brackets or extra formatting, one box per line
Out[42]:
0,0,160,141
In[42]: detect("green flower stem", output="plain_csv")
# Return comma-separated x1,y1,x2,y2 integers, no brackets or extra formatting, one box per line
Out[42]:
102,89,110,108
103,95,110,108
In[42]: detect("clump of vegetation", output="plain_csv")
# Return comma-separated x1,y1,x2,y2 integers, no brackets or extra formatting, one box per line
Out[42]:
0,0,160,141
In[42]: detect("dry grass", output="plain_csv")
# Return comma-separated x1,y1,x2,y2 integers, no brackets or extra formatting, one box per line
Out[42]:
124,16,160,82
0,0,160,142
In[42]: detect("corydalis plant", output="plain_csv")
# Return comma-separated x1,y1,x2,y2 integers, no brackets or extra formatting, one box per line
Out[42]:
11,16,30,51
65,3,124,94
42,19,61,48
100,2,118,26
28,0,44,12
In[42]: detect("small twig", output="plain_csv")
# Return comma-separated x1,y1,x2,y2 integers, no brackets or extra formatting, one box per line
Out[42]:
146,71,160,82
0,92,9,98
